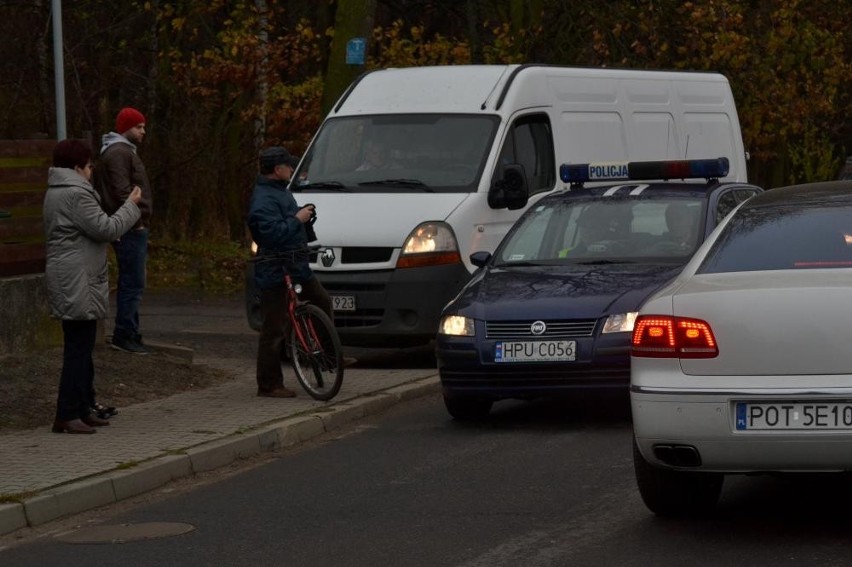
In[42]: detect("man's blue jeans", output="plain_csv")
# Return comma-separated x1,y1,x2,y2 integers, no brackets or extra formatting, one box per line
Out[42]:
112,228,148,340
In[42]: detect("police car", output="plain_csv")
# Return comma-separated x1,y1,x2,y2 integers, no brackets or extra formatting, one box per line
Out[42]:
436,157,763,420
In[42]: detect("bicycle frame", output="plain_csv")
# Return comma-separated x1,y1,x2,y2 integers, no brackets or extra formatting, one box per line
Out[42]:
284,273,320,356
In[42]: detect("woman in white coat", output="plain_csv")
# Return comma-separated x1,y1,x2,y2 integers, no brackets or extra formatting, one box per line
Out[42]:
43,139,141,434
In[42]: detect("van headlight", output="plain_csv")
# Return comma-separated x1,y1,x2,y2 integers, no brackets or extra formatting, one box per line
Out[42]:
397,222,461,268
602,312,638,334
439,314,475,336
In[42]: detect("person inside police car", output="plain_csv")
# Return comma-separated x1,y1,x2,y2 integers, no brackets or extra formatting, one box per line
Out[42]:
558,205,628,257
663,202,699,248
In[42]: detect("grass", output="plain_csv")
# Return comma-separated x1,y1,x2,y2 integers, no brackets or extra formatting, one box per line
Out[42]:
0,491,37,504
161,448,188,456
108,237,250,295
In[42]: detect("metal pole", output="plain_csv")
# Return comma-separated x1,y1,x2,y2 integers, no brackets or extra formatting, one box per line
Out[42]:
52,0,66,140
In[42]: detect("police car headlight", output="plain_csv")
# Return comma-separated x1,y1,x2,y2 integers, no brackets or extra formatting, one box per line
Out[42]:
602,312,638,334
397,222,461,268
439,315,475,336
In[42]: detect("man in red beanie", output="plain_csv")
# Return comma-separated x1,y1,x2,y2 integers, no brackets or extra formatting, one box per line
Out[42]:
93,106,153,358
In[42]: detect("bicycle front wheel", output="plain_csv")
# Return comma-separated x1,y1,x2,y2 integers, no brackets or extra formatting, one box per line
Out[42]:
287,304,344,401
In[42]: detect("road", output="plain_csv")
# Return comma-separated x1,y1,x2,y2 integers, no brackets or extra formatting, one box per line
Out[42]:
136,288,439,369
5,392,852,566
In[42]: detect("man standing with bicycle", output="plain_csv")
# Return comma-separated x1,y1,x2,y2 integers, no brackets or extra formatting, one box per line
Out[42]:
248,146,332,398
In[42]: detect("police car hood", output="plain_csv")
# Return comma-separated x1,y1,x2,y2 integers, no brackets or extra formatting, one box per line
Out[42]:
293,192,468,247
449,263,683,320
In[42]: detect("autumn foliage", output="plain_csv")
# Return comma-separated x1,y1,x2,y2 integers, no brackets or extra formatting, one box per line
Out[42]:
0,0,848,242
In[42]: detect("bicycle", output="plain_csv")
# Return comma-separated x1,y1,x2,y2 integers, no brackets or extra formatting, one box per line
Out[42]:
251,247,344,401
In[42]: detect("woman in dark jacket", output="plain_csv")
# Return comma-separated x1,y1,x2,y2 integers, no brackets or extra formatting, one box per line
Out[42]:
43,140,141,433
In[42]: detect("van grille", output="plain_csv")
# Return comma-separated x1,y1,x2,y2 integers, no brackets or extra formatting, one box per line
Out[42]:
486,319,597,339
333,309,384,328
341,247,394,264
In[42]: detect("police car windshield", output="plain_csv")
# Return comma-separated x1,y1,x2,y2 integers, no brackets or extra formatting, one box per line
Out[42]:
494,195,706,266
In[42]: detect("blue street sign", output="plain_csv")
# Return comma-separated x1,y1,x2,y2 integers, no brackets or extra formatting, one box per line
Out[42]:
346,37,366,65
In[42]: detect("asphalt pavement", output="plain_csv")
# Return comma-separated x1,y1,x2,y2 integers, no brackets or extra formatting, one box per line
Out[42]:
0,290,440,537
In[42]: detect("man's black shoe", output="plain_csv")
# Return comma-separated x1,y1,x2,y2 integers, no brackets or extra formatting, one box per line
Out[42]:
93,402,118,419
110,334,149,354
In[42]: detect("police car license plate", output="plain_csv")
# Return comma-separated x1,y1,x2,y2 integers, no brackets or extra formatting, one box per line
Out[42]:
735,401,852,431
495,341,576,362
331,295,355,311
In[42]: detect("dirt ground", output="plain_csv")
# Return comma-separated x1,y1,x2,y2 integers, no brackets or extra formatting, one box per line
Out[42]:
0,344,234,432
0,288,433,433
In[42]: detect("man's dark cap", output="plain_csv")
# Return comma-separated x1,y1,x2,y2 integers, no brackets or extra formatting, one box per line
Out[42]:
259,146,300,172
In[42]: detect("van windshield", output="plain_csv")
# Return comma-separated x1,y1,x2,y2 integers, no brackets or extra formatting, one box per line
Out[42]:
293,114,500,193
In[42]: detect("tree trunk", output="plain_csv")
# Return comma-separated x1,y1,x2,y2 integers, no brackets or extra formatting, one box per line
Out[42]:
320,0,377,117
466,0,482,64
36,0,51,134
255,0,269,150
510,0,543,35
148,0,160,121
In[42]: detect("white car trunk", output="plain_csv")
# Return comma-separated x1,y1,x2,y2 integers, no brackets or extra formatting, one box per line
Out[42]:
673,270,852,376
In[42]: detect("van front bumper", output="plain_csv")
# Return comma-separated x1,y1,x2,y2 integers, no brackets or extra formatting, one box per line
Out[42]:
314,262,471,347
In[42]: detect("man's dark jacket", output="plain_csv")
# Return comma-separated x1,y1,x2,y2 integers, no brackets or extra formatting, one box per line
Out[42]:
247,175,312,289
94,135,151,229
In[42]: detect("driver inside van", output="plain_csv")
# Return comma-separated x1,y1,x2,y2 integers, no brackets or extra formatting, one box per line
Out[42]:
356,140,402,171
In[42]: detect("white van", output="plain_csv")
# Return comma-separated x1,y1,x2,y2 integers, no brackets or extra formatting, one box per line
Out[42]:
250,64,748,347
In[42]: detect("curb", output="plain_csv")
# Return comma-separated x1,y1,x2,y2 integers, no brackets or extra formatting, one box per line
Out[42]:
105,335,195,362
0,376,440,537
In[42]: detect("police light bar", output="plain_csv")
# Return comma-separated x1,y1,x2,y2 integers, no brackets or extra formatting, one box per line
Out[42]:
560,157,730,184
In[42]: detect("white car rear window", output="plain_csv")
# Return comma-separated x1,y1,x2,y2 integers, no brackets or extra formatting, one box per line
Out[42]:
699,205,852,273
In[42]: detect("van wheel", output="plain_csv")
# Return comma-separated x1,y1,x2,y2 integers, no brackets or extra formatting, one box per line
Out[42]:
633,437,723,517
443,394,492,421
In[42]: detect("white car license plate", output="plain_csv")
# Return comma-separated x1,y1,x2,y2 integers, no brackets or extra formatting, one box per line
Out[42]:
495,340,576,363
331,295,356,311
735,401,852,431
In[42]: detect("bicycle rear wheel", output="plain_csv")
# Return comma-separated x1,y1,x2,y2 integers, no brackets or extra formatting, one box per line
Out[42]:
287,304,344,401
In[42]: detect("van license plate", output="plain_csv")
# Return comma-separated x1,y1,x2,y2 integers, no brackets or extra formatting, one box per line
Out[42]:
331,295,356,311
735,401,852,430
495,341,576,362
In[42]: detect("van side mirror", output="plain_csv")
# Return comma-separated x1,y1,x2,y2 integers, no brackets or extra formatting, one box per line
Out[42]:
470,251,492,268
488,164,529,210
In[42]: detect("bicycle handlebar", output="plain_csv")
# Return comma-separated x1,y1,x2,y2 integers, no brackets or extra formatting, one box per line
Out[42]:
249,245,328,265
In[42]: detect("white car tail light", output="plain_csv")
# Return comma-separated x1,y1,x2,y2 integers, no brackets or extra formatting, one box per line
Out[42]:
631,315,718,359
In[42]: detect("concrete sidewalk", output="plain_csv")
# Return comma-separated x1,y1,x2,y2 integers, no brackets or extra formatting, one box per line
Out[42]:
0,292,440,537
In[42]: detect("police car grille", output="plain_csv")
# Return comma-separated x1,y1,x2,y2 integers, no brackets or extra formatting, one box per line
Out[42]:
485,320,597,339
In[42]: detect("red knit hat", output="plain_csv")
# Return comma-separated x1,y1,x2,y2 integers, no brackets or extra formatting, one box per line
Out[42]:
115,107,146,134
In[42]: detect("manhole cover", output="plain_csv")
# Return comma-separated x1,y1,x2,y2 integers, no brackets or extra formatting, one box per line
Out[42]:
55,522,195,544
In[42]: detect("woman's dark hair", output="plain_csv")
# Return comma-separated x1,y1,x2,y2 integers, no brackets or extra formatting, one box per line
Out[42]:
52,139,92,169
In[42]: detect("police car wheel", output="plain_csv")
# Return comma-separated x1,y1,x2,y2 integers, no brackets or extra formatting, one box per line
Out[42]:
443,393,492,421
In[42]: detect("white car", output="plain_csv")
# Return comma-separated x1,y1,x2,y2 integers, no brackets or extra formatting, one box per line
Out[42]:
630,180,852,516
